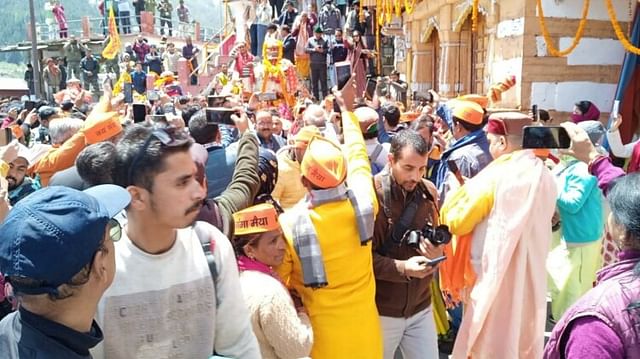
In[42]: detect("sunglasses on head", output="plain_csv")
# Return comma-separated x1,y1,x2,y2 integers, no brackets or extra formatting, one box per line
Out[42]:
108,219,122,242
126,127,190,186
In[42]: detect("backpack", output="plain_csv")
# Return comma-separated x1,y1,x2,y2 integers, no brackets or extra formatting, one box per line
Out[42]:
369,143,384,175
193,224,235,359
194,221,218,282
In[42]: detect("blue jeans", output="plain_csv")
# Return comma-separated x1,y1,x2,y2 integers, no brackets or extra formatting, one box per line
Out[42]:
250,24,258,56
256,24,267,58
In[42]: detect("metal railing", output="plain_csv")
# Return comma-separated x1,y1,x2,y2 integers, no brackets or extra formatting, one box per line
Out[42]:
190,21,235,77
35,14,222,43
34,18,91,41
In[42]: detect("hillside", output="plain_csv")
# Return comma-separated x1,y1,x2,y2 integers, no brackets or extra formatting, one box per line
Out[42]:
0,0,224,67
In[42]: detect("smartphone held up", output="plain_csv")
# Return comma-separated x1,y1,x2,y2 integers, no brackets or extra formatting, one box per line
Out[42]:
522,126,571,149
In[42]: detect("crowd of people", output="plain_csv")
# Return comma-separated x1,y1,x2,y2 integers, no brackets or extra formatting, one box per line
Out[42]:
2,1,640,359
29,32,200,106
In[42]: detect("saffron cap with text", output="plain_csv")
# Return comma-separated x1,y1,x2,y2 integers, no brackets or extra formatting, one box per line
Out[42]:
301,136,346,189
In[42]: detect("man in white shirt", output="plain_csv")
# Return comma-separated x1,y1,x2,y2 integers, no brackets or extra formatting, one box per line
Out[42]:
92,124,260,359
114,0,133,34
162,43,182,74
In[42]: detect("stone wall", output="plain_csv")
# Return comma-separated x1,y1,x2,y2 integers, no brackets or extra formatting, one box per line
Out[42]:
522,0,631,122
403,0,631,114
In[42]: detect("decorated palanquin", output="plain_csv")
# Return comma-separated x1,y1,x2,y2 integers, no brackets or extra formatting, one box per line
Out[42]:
254,39,298,108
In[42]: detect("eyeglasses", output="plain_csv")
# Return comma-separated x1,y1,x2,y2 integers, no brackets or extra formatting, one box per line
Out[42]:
109,219,122,242
126,127,191,186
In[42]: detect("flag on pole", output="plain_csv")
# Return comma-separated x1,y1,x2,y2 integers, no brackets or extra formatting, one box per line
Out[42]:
102,7,121,60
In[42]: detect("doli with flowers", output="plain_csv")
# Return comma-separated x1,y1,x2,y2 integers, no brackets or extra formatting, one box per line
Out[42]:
253,38,298,109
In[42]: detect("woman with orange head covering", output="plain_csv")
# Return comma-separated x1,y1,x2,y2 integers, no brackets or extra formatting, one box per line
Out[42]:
233,204,313,359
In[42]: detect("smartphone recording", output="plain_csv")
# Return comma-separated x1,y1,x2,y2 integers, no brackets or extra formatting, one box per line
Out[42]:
334,61,352,91
206,108,236,126
522,126,571,149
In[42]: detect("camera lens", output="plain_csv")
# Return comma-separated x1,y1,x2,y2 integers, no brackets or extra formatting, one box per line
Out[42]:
404,231,421,248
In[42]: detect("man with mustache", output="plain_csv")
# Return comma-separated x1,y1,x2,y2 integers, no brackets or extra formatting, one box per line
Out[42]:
91,124,260,359
7,146,39,206
372,129,443,358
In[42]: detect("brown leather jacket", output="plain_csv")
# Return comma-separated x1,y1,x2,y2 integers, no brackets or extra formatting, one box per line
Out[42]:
372,169,439,318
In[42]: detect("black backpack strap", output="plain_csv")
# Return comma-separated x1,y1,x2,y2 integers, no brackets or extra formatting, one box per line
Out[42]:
381,171,393,221
369,143,383,163
194,222,218,281
377,172,421,255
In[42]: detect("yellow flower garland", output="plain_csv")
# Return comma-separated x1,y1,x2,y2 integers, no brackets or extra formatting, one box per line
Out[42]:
605,0,640,55
260,40,294,106
472,0,479,32
373,0,417,27
536,0,590,57
404,0,416,15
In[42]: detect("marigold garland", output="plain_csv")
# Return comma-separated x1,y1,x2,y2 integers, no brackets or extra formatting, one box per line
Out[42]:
605,0,640,55
385,0,393,24
374,0,417,26
536,0,590,57
404,0,417,14
472,0,479,32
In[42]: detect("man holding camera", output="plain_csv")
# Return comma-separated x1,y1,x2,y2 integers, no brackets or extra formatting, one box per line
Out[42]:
372,129,443,359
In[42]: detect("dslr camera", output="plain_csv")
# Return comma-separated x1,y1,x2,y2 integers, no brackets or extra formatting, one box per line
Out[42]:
401,224,452,248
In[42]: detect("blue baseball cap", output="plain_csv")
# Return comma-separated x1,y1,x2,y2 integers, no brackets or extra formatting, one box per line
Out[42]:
0,185,131,295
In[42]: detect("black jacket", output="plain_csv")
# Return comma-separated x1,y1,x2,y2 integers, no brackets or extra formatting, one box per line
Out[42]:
282,35,296,64
0,308,103,359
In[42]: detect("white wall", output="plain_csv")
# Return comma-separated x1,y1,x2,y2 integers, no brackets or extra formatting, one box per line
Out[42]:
497,17,524,38
491,57,523,105
530,81,617,113
536,36,626,65
538,0,632,22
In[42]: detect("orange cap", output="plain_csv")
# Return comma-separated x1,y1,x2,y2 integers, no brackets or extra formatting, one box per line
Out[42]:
84,112,123,144
452,100,484,125
533,148,550,159
293,125,321,149
400,112,419,123
301,136,346,189
458,94,489,109
233,203,280,235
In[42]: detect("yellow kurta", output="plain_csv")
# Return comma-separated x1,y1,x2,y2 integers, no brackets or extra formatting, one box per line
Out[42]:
271,150,307,210
277,112,382,359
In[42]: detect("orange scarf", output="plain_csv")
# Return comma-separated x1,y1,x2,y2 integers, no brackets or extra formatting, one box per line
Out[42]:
439,234,476,307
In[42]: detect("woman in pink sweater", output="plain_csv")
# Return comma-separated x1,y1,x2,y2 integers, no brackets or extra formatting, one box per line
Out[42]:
233,204,313,359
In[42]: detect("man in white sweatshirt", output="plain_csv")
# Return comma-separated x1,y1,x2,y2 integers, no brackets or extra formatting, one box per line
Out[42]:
92,124,260,359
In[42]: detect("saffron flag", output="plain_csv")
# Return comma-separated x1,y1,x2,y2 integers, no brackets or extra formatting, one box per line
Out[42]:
112,71,131,96
102,7,121,60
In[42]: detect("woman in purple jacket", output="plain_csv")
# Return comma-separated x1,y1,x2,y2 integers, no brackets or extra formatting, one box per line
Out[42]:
544,122,637,359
